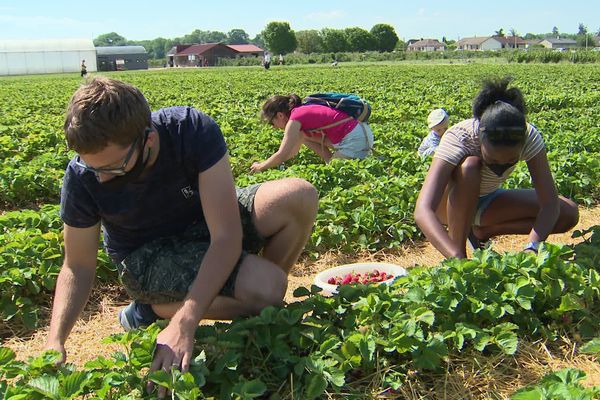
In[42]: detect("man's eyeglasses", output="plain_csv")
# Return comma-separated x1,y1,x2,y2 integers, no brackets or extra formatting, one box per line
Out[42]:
75,128,150,176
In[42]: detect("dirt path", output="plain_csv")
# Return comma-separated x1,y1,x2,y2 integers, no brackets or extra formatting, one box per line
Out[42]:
5,206,600,377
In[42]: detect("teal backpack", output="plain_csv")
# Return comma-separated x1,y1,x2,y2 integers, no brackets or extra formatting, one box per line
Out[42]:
303,92,371,122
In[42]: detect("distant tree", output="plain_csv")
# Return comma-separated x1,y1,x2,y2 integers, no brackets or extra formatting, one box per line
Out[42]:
151,37,168,59
395,39,407,51
552,26,559,36
295,30,324,53
251,34,266,49
577,33,595,49
578,23,587,36
182,29,227,44
205,31,227,43
320,28,349,52
344,27,376,52
94,32,127,46
442,36,447,43
370,23,399,52
597,27,600,36
494,28,505,37
227,29,250,44
262,22,297,54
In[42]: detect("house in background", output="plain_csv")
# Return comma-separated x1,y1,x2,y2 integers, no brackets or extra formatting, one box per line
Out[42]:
227,44,264,58
95,46,148,71
493,36,527,49
172,43,238,67
167,43,265,66
538,38,578,49
456,36,502,51
407,39,446,52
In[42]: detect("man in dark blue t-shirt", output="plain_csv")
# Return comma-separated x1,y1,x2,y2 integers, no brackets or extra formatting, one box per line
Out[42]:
45,77,318,382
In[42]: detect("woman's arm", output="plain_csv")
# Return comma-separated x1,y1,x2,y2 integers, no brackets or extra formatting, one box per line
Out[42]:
414,158,464,258
251,120,304,173
303,140,333,163
525,149,560,243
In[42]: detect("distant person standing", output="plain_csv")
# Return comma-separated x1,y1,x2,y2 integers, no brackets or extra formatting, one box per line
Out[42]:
80,60,87,77
263,52,271,70
278,54,284,65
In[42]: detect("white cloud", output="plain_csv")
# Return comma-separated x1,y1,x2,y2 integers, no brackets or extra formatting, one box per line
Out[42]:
304,10,346,22
417,8,426,17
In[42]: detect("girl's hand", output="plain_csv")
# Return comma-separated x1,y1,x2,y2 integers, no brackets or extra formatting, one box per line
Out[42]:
250,162,265,173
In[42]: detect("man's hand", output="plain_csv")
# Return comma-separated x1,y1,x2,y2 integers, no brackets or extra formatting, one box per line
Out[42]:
147,321,195,398
44,340,66,365
250,161,265,173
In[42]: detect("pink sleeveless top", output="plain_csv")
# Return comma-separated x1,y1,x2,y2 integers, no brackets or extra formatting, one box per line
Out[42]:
289,104,358,144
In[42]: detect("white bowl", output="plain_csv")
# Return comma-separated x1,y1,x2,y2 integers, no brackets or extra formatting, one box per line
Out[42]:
313,262,407,296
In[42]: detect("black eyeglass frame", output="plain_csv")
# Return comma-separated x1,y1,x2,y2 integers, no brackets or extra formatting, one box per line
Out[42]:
75,128,150,176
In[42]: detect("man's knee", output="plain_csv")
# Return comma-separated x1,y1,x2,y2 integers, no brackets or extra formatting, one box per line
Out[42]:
282,178,319,220
246,268,287,313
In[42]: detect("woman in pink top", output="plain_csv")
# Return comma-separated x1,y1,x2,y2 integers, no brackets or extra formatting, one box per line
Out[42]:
250,94,374,173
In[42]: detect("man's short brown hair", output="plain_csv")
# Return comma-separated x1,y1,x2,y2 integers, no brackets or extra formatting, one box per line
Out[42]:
64,76,151,154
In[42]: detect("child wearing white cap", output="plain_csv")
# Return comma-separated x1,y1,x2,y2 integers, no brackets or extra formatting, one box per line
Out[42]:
418,108,449,158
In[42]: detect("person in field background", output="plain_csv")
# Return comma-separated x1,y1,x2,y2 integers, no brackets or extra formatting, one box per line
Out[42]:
418,108,449,158
44,77,318,394
251,94,374,173
414,77,579,259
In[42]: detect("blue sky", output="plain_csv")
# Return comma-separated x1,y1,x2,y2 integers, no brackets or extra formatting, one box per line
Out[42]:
0,0,598,41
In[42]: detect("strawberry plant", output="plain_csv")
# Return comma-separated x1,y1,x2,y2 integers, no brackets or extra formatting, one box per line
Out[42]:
1,237,598,398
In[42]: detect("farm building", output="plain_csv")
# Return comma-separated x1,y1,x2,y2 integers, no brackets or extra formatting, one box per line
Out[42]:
456,36,502,51
407,39,446,52
539,38,578,49
227,44,265,58
0,38,96,76
493,36,527,49
95,46,148,71
167,43,265,66
171,43,238,67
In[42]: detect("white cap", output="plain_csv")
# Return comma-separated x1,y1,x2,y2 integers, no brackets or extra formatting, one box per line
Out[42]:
427,109,448,129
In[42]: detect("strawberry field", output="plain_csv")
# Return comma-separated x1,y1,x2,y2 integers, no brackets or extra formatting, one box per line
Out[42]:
1,64,600,398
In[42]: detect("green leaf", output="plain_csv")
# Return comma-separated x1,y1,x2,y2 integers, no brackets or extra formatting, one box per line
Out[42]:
495,331,518,355
232,378,267,399
557,294,584,312
28,375,60,400
0,347,16,366
61,371,90,398
303,373,328,400
510,388,543,400
293,287,311,297
148,370,173,389
580,338,600,358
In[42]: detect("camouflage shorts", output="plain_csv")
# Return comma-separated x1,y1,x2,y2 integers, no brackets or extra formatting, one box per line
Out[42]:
118,184,265,304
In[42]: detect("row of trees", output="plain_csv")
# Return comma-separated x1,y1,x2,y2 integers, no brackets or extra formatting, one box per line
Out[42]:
262,22,399,54
93,22,400,60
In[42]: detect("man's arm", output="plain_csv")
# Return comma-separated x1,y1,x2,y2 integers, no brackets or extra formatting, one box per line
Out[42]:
150,154,242,373
45,223,100,362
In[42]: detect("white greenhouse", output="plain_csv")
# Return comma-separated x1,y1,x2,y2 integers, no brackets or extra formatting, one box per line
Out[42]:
0,39,97,76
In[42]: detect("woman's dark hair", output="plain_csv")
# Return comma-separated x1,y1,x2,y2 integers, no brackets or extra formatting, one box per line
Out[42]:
473,77,527,147
261,94,302,123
